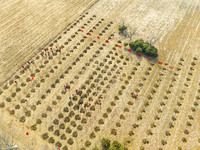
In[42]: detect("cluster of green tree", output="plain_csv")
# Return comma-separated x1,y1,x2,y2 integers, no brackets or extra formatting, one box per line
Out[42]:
92,138,128,150
118,25,128,32
128,39,158,57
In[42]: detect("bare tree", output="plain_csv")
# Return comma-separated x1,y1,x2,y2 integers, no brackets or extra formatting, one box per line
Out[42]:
149,36,159,45
120,20,125,26
127,26,137,40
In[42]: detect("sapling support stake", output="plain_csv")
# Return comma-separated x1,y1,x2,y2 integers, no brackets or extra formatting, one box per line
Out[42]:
69,86,70,100
59,47,61,55
25,68,28,75
17,75,21,82
84,105,86,113
31,60,36,67
70,97,72,111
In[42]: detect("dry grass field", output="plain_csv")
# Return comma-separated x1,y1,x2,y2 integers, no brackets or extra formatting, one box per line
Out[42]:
0,0,98,84
0,0,200,150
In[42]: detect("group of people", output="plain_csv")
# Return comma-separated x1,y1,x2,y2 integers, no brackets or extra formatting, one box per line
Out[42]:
41,46,62,59
131,92,138,99
64,84,102,112
64,84,84,110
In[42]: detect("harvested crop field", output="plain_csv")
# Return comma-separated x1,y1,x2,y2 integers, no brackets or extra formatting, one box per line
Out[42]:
0,0,98,84
0,0,200,150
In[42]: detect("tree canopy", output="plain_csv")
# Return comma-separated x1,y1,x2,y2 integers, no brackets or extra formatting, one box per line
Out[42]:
129,39,158,57
144,45,158,57
136,47,143,53
92,147,99,150
120,146,128,150
124,42,128,47
118,25,127,32
101,138,128,150
101,138,111,148
112,140,121,149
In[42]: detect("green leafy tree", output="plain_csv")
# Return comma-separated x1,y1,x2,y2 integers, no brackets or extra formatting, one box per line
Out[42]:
112,141,121,149
136,47,143,53
129,42,135,49
144,45,151,54
144,45,158,57
124,42,128,47
129,38,158,57
108,144,129,150
129,39,143,50
134,39,144,49
92,147,99,150
138,39,144,47
120,145,128,150
118,25,128,32
108,145,116,150
101,138,111,148
132,40,140,49
151,46,158,57
142,41,149,51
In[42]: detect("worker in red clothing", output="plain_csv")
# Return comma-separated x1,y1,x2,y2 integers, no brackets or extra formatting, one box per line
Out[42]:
76,88,82,96
64,83,70,91
131,92,138,99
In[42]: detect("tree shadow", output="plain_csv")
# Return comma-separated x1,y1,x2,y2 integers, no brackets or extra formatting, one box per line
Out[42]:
124,48,142,62
124,48,158,64
142,52,158,64
118,31,128,37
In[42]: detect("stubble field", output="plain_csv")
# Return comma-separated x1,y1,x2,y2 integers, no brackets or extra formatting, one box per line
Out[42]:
0,0,200,150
